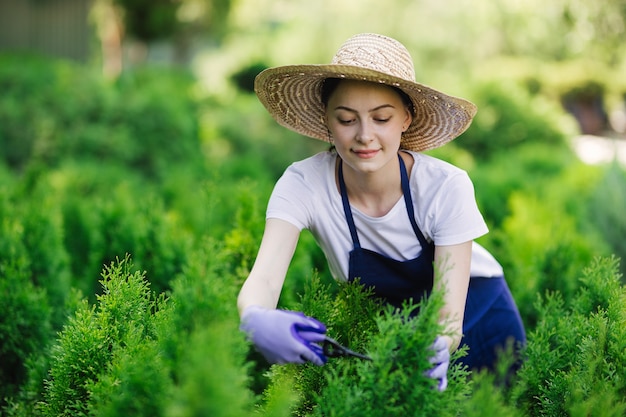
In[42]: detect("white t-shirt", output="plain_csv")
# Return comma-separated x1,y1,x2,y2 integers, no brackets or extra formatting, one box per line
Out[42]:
267,151,501,281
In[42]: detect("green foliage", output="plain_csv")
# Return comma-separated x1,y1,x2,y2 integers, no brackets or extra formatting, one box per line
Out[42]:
95,186,191,297
19,194,73,327
87,338,171,417
158,240,259,417
511,256,626,416
231,62,269,93
113,0,180,41
3,51,626,417
586,163,626,278
313,297,470,417
261,275,380,416
0,54,204,181
0,182,72,329
484,191,598,328
0,261,52,406
200,94,327,182
32,242,258,416
262,275,471,417
460,80,568,161
468,141,577,228
458,369,521,417
40,256,162,417
166,323,254,417
110,0,234,43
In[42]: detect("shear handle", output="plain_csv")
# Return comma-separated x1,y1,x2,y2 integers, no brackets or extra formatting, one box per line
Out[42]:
323,336,372,361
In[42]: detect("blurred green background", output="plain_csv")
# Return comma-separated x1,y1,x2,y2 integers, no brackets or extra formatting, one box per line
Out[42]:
1,1,626,416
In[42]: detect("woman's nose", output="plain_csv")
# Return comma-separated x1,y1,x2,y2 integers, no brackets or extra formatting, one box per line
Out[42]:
356,121,374,143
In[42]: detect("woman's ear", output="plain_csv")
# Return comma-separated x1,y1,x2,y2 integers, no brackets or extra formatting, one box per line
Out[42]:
403,108,413,132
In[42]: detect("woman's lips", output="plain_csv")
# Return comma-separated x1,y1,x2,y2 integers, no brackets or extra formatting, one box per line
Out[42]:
353,149,379,159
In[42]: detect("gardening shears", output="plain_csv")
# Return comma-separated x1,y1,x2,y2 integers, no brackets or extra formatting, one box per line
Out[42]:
322,336,372,361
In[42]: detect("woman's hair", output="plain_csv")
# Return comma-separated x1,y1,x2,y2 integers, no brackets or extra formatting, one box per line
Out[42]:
320,78,416,117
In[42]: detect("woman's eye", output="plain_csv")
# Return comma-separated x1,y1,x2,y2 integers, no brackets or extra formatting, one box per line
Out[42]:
375,117,391,123
338,119,355,125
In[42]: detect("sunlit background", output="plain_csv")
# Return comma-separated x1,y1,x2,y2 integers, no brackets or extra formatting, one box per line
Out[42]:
1,0,625,137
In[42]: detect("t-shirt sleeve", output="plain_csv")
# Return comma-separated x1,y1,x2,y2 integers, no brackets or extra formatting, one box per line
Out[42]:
430,171,488,246
266,163,313,231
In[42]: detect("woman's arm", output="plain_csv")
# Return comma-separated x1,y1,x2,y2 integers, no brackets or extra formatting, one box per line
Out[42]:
237,218,301,316
433,241,472,352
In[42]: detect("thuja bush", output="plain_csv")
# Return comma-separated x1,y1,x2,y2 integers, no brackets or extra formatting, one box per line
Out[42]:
216,177,331,308
313,297,470,417
40,256,166,417
586,162,626,278
460,80,569,161
201,93,328,182
511,256,626,415
0,260,52,408
0,181,72,328
0,53,203,180
22,161,194,299
480,190,599,328
156,238,263,417
95,186,192,297
260,274,379,416
466,141,577,229
262,274,470,417
19,194,73,327
5,242,263,417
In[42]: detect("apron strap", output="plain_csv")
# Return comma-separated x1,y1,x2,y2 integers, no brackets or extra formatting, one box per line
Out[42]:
338,154,430,250
338,158,361,249
398,154,431,248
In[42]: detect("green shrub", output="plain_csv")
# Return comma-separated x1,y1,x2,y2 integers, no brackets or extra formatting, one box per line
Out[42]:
483,191,598,328
20,195,73,327
60,194,107,296
460,80,569,161
40,256,162,417
313,300,470,417
586,163,626,278
458,368,521,417
166,323,255,417
262,273,470,417
87,338,172,417
0,182,72,328
22,242,262,417
0,261,52,407
511,256,626,415
0,54,63,170
157,239,260,417
200,93,328,183
0,54,204,180
468,141,577,229
84,185,191,298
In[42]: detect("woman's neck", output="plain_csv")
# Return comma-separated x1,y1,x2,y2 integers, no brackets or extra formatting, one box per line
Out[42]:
337,152,413,217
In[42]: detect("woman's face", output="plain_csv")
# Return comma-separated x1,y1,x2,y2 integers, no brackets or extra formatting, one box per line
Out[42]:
325,79,412,175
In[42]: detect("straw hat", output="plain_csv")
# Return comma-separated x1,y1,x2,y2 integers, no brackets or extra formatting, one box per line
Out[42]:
254,33,477,152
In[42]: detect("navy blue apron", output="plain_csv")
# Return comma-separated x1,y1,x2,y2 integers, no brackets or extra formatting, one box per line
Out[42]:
338,154,526,373
338,154,434,311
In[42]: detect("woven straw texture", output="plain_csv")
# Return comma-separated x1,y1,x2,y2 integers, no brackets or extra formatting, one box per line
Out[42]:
254,33,477,152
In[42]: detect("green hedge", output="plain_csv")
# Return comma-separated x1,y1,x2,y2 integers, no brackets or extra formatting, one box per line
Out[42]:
0,53,203,180
458,80,569,161
2,53,626,416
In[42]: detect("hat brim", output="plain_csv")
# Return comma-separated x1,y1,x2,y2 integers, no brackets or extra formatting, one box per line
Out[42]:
255,64,477,152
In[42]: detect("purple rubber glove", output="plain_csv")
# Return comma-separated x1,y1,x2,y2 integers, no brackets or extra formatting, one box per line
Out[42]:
240,306,327,366
426,337,450,391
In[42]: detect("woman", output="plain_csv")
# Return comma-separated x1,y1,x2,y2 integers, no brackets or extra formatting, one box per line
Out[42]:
237,33,526,390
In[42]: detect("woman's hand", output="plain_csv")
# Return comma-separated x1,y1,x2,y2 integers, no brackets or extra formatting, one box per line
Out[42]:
426,336,450,391
240,306,328,366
